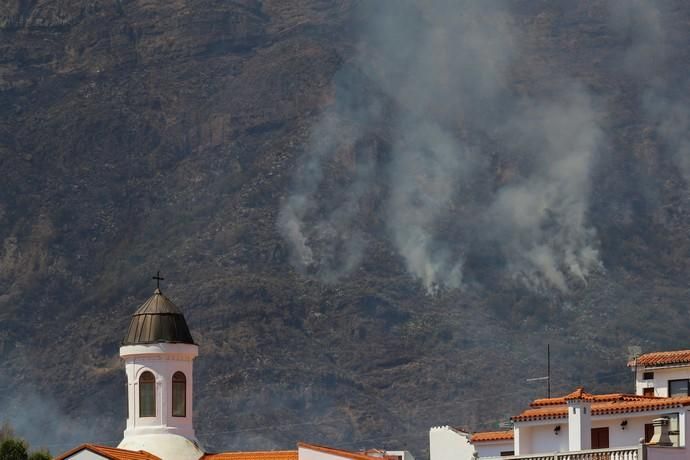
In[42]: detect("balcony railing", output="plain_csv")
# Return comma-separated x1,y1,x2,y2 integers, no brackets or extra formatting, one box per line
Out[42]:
557,447,642,460
488,446,644,460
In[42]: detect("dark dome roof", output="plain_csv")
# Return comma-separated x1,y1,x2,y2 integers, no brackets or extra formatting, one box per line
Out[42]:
122,288,195,345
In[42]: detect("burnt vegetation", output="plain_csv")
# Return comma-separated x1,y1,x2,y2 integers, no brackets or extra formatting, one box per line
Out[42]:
4,0,690,457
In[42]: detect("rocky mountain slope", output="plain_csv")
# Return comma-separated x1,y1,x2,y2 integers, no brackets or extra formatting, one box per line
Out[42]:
3,0,690,458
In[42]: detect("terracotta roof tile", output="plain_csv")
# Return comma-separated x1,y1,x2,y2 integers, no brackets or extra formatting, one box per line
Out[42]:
512,406,569,422
470,431,514,443
298,443,397,460
564,387,595,401
513,389,690,422
592,397,690,415
531,392,660,407
628,350,690,367
54,444,161,460
203,452,298,460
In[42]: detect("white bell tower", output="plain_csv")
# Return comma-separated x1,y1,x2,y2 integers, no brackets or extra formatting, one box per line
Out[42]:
117,285,204,460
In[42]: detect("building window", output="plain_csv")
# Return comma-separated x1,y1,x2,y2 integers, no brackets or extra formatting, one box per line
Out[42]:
591,427,610,449
668,379,689,397
643,371,654,380
172,371,186,417
645,424,654,443
500,452,514,457
643,387,655,397
139,371,156,417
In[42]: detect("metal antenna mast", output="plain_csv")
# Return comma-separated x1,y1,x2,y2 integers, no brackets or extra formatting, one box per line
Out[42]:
628,345,642,393
548,343,551,398
526,344,551,398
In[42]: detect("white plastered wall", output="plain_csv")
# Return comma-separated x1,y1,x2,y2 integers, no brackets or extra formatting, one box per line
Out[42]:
568,401,592,451
591,414,653,446
120,343,198,439
298,446,368,460
475,440,514,458
636,366,690,397
520,423,568,454
65,450,109,460
514,425,528,455
118,343,204,460
593,410,685,447
429,426,475,460
513,421,568,455
511,410,686,457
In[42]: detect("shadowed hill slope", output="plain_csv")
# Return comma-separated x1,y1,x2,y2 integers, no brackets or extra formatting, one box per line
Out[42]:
3,1,690,458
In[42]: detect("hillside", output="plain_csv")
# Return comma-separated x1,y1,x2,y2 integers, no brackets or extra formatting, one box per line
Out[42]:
3,0,690,458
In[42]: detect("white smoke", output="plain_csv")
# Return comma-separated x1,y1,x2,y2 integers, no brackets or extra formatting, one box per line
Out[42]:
609,0,690,181
0,385,107,453
490,88,603,291
278,111,377,282
279,1,604,293
386,122,476,292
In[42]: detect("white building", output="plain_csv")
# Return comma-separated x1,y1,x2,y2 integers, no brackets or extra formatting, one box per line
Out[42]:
430,350,690,460
55,286,414,460
117,287,202,460
632,351,690,398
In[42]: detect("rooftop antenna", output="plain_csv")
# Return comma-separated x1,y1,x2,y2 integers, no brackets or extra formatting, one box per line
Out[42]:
498,419,513,429
628,345,642,393
526,344,551,398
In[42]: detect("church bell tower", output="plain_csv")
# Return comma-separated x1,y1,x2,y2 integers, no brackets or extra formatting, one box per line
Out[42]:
118,279,203,460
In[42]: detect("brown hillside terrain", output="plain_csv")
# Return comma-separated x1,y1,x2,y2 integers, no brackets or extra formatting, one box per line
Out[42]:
2,1,690,458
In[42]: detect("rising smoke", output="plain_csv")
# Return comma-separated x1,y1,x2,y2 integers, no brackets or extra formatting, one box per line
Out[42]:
609,0,690,181
278,102,378,282
487,87,603,291
0,384,106,453
279,1,604,293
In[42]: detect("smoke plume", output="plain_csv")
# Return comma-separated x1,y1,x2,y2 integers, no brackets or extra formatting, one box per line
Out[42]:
279,1,604,293
0,385,107,453
609,0,690,181
489,88,603,291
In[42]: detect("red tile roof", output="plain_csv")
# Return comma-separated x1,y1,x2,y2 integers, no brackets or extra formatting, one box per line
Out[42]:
54,445,161,460
512,406,569,422
203,452,298,460
470,431,514,443
58,442,386,460
298,443,397,460
531,392,660,407
593,397,690,415
563,387,594,401
628,350,690,367
513,388,690,422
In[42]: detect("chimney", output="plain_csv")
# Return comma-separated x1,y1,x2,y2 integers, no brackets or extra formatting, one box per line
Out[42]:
649,417,672,446
566,388,592,451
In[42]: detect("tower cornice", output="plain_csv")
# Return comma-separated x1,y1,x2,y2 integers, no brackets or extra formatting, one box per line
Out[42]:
120,343,199,360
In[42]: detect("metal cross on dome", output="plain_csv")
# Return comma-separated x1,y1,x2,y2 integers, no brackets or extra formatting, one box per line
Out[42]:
152,271,165,289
